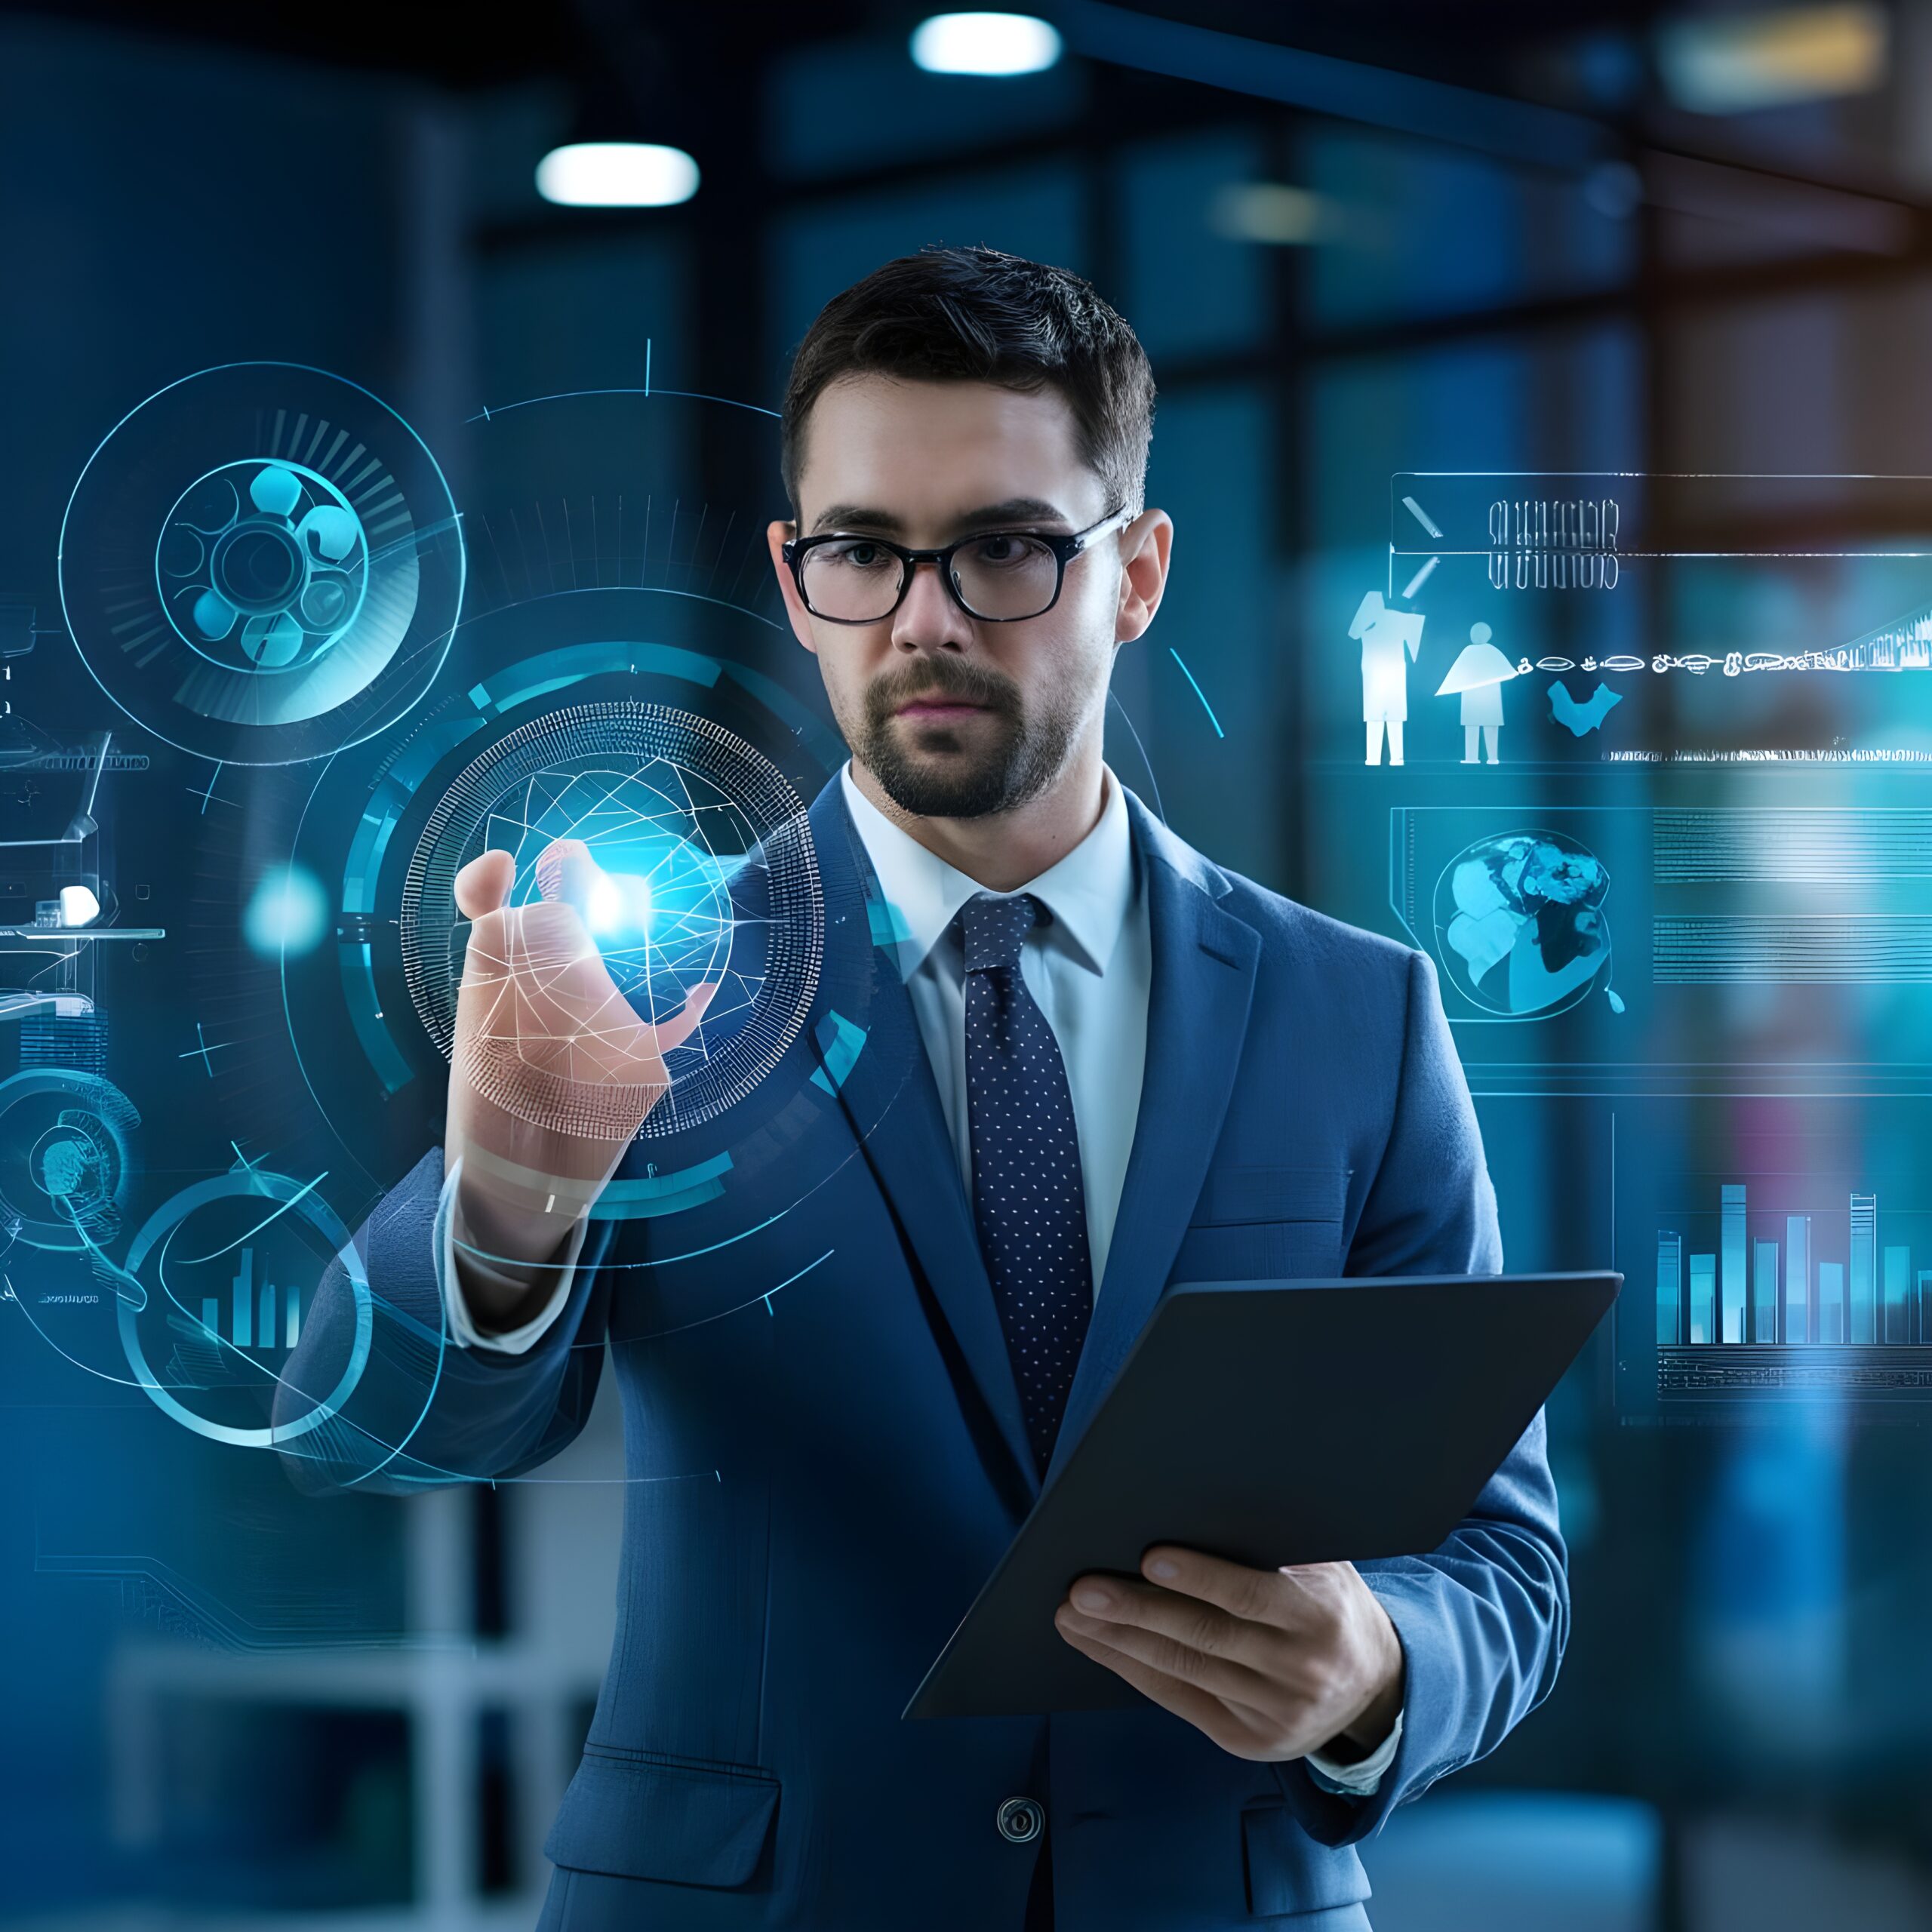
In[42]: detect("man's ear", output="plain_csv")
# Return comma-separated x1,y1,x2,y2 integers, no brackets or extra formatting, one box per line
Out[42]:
1115,509,1174,645
767,518,820,654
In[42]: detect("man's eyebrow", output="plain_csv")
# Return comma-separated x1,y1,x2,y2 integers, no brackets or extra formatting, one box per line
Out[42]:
811,504,903,534
808,497,1075,537
955,497,1072,529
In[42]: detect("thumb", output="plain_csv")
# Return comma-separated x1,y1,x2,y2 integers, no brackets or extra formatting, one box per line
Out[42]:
454,848,515,921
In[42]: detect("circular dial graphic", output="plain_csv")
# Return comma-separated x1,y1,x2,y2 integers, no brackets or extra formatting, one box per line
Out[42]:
159,459,370,672
60,361,463,764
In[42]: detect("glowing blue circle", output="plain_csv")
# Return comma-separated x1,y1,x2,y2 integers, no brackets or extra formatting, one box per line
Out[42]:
497,762,741,1010
244,863,331,958
401,701,823,1140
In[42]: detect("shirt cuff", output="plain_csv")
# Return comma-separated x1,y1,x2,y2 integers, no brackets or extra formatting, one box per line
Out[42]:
437,1155,588,1355
1304,1708,1404,1798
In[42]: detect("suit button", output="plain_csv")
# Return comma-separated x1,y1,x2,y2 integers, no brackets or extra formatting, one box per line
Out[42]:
996,1796,1044,1844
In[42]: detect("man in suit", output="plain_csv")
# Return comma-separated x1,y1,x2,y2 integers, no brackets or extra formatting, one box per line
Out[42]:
286,245,1565,1930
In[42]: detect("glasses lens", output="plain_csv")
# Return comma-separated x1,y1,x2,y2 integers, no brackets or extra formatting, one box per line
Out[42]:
951,534,1061,620
800,539,906,622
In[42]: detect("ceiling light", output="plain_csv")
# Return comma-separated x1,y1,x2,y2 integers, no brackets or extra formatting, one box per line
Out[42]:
910,13,1063,76
535,142,700,208
1657,4,1887,115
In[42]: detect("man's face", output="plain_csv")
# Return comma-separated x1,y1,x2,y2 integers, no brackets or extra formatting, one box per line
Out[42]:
768,375,1153,819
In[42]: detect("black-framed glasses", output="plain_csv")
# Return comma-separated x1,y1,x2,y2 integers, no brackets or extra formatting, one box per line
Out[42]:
782,506,1133,625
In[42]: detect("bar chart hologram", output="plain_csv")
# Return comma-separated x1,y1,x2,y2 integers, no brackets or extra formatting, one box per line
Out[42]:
1657,1177,1932,1400
195,1245,302,1356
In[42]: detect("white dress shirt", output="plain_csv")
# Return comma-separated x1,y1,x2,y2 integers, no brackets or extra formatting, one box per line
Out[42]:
840,761,1148,1297
435,760,1398,1792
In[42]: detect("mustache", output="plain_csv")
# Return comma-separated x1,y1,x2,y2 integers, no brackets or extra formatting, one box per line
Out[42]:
865,659,1023,723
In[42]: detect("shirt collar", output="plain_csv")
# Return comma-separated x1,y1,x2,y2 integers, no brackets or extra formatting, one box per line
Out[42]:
839,761,1135,980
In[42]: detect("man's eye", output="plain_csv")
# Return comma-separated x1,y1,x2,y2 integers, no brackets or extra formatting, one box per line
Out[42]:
826,541,891,569
971,534,1030,566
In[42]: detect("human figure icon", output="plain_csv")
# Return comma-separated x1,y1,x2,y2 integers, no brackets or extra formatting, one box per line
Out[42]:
1349,589,1425,765
1437,620,1518,765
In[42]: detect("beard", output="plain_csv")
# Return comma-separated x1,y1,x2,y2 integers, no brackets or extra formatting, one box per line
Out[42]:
854,657,1078,819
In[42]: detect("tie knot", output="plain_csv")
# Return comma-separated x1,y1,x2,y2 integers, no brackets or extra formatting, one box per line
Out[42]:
958,891,1043,974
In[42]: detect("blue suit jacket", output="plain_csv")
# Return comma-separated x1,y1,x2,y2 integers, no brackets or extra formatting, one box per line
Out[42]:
285,779,1565,1931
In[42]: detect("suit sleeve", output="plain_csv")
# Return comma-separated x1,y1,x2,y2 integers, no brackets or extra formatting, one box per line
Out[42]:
1275,946,1567,1844
274,1145,619,1497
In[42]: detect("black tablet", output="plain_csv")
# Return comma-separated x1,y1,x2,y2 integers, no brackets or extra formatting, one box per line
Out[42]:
905,1270,1620,1720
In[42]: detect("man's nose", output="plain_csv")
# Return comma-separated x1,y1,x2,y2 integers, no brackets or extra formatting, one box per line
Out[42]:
890,558,972,653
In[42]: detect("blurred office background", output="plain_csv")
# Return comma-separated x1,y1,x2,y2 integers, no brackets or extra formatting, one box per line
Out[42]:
7,2,1932,1927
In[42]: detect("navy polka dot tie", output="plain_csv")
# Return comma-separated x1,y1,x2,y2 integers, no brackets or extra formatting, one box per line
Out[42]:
960,891,1093,1476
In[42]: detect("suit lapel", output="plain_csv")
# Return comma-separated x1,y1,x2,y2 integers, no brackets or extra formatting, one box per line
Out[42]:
1045,798,1262,1484
808,783,1039,1496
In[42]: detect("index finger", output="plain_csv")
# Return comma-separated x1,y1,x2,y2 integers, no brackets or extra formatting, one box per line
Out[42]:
534,838,596,918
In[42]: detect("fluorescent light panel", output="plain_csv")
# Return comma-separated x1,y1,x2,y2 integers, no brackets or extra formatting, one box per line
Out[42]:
536,143,700,208
910,12,1063,75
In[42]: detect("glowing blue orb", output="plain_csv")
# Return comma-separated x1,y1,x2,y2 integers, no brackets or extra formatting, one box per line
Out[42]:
585,865,653,938
245,863,330,957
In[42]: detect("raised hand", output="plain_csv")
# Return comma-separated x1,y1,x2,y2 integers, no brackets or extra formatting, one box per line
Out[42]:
452,838,713,1138
444,838,715,1313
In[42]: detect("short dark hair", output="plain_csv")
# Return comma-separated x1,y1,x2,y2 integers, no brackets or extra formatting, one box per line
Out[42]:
780,245,1156,520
